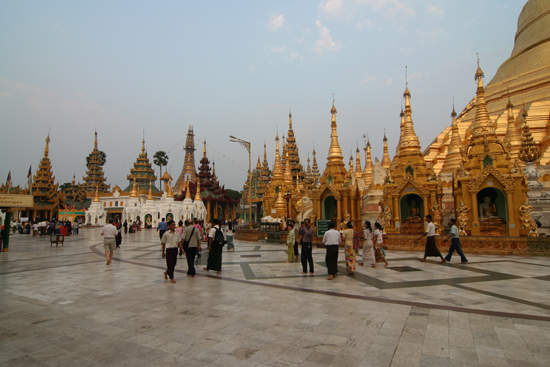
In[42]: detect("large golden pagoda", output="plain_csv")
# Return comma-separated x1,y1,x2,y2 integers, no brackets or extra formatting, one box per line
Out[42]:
424,0,550,172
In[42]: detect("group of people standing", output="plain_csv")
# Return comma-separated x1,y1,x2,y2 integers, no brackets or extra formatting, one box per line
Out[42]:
287,214,468,280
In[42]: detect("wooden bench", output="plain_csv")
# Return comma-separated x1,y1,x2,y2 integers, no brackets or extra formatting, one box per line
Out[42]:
50,235,65,247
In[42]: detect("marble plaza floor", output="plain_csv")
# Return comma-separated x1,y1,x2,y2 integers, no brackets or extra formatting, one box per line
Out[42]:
1,229,550,366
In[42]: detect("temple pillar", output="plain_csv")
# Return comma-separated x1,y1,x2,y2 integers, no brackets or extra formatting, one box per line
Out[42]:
393,195,400,231
337,198,342,224
506,191,519,236
350,195,356,228
207,201,211,222
422,195,429,219
471,192,480,235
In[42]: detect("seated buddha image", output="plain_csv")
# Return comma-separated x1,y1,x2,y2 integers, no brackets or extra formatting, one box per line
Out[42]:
479,196,498,221
406,198,422,222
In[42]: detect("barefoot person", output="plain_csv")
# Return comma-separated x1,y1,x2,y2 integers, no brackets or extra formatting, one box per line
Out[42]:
373,222,389,267
322,221,340,280
100,218,120,265
443,218,468,263
203,219,224,274
361,221,376,267
161,220,184,283
286,221,295,263
417,215,446,264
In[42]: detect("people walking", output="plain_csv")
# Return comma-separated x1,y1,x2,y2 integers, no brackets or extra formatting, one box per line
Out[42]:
342,221,356,275
100,218,120,265
286,221,295,263
323,221,340,280
204,219,224,274
373,222,389,266
123,220,128,234
443,218,468,263
299,218,315,274
361,221,376,267
184,219,202,277
294,222,300,262
226,221,235,251
157,218,167,242
417,215,446,263
161,220,183,283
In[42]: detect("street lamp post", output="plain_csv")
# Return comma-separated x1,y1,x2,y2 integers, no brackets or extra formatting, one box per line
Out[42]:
229,135,252,230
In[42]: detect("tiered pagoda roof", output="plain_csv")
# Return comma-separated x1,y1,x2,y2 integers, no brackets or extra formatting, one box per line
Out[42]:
124,139,159,193
30,134,61,211
174,126,198,193
81,131,110,193
286,111,305,184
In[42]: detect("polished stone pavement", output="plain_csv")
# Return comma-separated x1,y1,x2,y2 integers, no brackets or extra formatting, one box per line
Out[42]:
1,228,550,366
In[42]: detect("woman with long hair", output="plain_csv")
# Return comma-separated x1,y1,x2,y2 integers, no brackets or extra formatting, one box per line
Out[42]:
373,222,389,266
361,221,376,267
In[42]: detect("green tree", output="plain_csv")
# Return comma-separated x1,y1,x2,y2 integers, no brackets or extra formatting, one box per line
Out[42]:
153,151,169,190
86,151,106,168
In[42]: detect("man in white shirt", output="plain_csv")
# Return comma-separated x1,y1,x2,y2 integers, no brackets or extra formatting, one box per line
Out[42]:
161,220,183,283
443,218,468,263
417,215,446,264
322,221,341,280
101,219,120,265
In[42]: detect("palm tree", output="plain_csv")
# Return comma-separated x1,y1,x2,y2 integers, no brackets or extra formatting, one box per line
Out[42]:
153,151,168,190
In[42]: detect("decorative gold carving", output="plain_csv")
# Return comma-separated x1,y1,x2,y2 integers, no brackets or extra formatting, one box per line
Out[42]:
468,164,515,190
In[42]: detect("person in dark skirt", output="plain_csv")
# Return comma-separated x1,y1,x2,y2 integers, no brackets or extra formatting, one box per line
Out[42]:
417,215,446,264
322,221,341,280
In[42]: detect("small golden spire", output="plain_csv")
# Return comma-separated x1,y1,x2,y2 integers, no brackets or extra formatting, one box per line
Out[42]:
327,97,344,162
284,149,292,185
518,108,541,163
130,178,138,197
471,59,494,137
363,138,373,186
194,180,202,201
441,106,463,173
272,133,283,180
381,132,391,170
94,185,100,202
355,147,362,180
166,178,173,197
203,140,207,157
184,180,192,200
147,180,153,200
44,133,51,157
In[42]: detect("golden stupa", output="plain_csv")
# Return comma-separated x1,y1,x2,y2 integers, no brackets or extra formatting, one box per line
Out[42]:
425,0,550,172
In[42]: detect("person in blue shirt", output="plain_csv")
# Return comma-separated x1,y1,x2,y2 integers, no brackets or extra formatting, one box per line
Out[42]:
157,218,168,244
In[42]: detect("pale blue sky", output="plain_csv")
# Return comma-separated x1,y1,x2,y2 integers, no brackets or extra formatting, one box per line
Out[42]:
0,0,525,191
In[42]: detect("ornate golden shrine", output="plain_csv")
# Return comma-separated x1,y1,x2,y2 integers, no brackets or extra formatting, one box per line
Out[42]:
452,64,527,236
382,86,443,234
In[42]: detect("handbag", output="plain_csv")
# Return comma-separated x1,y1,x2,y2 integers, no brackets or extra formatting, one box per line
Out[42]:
183,227,195,252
